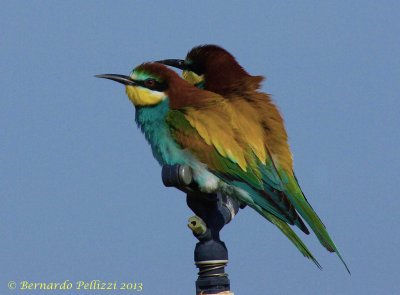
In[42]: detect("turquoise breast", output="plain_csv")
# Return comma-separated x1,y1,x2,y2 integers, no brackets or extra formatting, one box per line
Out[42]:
134,99,186,166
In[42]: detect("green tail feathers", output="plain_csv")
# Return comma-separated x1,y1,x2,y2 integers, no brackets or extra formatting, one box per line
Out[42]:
282,172,351,274
259,209,322,269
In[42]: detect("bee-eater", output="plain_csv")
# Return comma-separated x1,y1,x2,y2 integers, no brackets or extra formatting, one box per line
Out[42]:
96,62,323,268
157,45,350,273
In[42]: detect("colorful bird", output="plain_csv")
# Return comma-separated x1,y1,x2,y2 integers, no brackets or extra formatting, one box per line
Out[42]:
157,45,349,273
96,59,347,271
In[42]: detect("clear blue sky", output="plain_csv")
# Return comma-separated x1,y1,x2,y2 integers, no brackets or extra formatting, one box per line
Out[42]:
1,1,399,294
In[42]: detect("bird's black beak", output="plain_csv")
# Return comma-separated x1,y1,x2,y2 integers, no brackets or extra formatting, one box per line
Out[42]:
95,74,138,86
156,59,187,70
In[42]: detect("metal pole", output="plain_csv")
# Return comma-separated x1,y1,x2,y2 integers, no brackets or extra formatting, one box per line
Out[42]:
162,165,240,295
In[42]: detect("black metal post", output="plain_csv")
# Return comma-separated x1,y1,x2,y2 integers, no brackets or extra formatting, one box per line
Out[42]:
162,165,241,294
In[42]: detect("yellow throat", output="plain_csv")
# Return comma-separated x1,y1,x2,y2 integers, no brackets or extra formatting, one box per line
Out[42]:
182,70,204,86
125,85,166,107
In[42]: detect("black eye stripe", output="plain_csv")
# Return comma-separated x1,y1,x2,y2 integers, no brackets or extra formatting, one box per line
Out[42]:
136,79,168,92
187,62,203,75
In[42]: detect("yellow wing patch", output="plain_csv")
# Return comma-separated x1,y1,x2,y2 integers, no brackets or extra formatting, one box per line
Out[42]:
184,103,248,171
228,98,267,163
250,92,294,172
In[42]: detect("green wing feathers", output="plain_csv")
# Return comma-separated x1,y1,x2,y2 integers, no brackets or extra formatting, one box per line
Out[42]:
259,209,321,269
166,106,349,272
278,168,351,274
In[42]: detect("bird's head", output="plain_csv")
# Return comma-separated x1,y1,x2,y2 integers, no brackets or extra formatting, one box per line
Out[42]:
96,62,182,107
157,44,252,92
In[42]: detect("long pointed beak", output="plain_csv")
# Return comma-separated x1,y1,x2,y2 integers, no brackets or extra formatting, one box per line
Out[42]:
95,74,138,86
156,59,187,70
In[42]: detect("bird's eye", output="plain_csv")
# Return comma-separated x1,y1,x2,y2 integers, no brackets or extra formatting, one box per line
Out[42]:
144,79,156,88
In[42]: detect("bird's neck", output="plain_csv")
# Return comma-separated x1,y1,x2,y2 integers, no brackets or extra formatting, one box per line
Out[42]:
134,99,182,165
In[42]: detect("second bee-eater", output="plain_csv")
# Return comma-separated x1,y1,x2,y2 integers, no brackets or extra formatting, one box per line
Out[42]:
157,45,350,273
96,62,322,268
